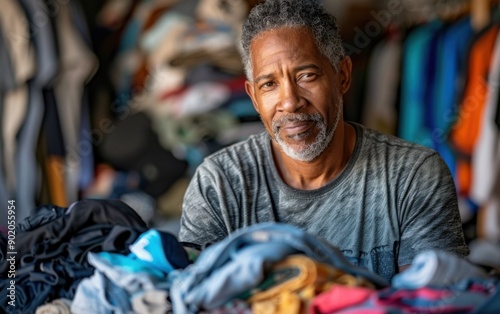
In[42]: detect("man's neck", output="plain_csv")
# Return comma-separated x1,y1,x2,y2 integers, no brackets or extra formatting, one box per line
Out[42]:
272,122,356,190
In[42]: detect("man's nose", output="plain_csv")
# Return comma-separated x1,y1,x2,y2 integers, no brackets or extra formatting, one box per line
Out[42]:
278,82,305,113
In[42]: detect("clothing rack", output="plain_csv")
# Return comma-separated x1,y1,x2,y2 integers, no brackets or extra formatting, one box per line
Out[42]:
0,0,97,227
362,0,500,243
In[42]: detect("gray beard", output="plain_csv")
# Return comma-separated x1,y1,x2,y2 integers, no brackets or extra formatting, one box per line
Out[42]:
271,102,342,162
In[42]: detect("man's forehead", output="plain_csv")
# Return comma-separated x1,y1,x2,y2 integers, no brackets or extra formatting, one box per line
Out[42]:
249,27,326,73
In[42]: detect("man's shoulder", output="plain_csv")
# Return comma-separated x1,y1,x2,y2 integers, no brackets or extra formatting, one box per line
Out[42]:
203,132,269,165
358,123,437,158
354,123,446,179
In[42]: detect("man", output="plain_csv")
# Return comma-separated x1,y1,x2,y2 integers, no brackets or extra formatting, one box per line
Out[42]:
179,0,469,280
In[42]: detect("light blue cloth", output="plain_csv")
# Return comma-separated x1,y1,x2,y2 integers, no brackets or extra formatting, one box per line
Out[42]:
170,222,388,313
71,269,130,314
392,250,488,289
71,252,169,314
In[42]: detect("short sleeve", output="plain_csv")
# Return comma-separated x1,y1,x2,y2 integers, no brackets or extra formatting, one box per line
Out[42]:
178,160,235,246
398,153,470,266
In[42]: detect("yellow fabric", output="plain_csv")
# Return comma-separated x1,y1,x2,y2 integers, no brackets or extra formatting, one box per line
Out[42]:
249,255,375,314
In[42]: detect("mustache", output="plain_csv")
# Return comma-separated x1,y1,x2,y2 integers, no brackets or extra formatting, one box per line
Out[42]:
272,113,323,131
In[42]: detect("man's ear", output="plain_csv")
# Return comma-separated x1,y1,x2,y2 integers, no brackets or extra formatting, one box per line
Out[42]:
245,80,260,114
339,56,352,95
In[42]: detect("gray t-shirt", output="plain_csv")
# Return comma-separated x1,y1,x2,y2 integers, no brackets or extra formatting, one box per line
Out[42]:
179,123,469,280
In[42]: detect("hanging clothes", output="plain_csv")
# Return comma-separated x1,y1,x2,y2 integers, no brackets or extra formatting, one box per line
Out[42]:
0,23,16,229
0,0,36,222
450,24,499,197
399,20,443,147
432,16,475,180
0,0,35,192
53,2,98,204
0,0,99,227
471,29,500,205
362,28,402,136
470,28,500,242
15,0,60,220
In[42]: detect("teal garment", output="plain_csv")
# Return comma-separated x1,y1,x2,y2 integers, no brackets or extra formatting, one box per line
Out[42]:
95,252,167,278
399,21,443,146
433,17,475,180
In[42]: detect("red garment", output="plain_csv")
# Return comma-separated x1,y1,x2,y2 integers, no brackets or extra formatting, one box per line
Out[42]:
310,285,374,314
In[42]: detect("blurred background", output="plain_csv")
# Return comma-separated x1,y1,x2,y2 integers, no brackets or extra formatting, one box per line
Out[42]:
1,0,499,250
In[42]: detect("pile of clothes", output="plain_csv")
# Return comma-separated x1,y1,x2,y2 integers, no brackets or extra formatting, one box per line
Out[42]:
1,199,499,313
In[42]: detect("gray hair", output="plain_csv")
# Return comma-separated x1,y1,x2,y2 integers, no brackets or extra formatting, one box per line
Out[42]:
241,0,345,81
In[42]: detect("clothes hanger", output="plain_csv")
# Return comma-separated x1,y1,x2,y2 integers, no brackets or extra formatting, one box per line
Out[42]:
470,0,500,30
436,0,471,24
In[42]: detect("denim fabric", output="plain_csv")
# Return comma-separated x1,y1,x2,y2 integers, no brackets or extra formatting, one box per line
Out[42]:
170,222,388,313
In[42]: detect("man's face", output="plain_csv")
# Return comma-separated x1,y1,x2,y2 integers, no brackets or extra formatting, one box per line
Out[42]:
245,26,351,162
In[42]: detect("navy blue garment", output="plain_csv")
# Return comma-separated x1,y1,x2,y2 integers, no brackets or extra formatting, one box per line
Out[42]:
0,222,145,314
42,89,65,157
16,204,67,232
1,199,146,274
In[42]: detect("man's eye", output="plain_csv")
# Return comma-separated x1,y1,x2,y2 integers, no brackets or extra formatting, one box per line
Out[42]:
299,73,317,81
261,81,275,89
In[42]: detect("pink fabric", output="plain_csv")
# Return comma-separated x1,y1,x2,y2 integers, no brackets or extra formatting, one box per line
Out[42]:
310,285,375,314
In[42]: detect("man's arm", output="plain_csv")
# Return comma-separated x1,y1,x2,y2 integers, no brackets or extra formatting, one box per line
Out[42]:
178,160,234,246
397,152,470,266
